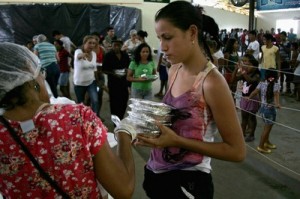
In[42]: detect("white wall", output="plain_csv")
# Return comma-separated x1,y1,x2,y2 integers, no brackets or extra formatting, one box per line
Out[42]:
122,1,299,50
256,10,300,37
121,2,249,51
202,6,249,31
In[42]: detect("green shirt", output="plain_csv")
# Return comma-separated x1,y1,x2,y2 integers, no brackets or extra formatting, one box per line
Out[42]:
129,60,156,90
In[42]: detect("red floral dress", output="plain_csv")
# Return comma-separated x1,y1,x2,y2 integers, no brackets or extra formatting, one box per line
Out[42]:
0,104,107,198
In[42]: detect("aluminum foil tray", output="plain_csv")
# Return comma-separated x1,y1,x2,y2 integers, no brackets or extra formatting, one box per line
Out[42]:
127,110,172,123
128,99,173,115
127,98,174,138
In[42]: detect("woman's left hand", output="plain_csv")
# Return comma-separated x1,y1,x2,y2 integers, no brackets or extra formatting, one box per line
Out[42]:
134,122,179,148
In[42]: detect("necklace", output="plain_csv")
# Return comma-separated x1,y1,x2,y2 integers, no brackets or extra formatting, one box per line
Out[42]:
35,103,50,115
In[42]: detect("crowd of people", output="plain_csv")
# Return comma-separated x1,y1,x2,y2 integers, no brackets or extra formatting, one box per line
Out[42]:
216,25,299,154
25,26,161,120
220,26,299,99
0,0,299,198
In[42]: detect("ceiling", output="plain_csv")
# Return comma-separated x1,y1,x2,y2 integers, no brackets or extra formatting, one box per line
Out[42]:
193,0,250,15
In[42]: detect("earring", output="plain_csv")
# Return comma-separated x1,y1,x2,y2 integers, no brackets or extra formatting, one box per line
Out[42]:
192,40,195,45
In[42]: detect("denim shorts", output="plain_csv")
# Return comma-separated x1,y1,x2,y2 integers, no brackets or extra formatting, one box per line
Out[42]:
58,72,70,86
260,106,276,125
131,88,152,100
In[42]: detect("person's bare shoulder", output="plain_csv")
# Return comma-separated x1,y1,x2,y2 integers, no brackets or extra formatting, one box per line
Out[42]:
168,63,181,77
203,67,231,98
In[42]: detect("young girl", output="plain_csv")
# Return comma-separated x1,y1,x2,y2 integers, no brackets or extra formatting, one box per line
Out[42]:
127,43,156,100
130,1,245,198
248,68,281,153
224,38,240,93
232,54,261,142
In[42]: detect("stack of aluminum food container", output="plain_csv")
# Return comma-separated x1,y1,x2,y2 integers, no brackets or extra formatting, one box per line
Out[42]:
126,98,174,137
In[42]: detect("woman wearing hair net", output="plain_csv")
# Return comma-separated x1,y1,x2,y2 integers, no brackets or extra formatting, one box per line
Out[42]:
0,43,135,198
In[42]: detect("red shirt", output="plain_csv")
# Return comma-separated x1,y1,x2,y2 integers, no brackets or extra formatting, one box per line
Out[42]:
241,33,247,44
96,47,104,64
58,48,70,72
0,104,107,198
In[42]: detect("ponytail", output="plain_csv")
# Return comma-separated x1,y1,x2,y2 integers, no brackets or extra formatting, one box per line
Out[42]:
266,78,275,104
265,68,278,104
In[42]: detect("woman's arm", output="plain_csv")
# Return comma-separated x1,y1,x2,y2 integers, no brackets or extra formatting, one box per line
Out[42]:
248,88,260,99
231,63,242,82
152,61,157,75
192,70,245,161
274,91,281,108
276,49,281,72
223,52,231,72
242,71,260,84
126,68,147,82
55,52,60,63
93,133,135,199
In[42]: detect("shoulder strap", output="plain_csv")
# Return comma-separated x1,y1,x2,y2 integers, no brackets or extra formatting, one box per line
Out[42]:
0,116,70,199
168,64,182,88
193,61,216,89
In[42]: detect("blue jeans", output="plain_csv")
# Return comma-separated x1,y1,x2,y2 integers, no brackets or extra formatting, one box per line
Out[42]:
45,62,60,98
74,80,99,116
131,88,152,100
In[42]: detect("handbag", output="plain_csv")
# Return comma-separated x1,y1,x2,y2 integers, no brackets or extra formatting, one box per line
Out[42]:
0,116,70,199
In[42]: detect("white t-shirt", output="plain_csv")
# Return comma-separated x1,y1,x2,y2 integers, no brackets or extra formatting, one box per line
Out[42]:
60,36,74,53
213,49,224,59
73,49,97,86
123,39,141,54
247,40,260,60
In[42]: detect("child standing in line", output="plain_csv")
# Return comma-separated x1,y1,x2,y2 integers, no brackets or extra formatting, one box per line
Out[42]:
248,68,281,153
154,52,170,98
232,54,261,142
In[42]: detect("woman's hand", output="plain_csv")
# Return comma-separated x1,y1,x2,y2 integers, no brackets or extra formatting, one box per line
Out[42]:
134,122,179,148
78,53,90,60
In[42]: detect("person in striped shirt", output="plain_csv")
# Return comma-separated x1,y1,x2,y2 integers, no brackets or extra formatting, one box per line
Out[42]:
34,34,60,98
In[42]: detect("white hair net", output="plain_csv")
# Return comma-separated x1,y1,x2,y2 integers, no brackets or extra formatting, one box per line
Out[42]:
130,29,137,36
0,42,41,103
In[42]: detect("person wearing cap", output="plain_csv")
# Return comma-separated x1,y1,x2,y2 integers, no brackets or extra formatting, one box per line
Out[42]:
0,42,135,199
122,29,141,60
102,39,131,120
33,34,60,98
103,26,117,52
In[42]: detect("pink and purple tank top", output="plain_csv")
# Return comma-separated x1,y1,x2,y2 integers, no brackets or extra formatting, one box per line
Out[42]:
147,62,218,172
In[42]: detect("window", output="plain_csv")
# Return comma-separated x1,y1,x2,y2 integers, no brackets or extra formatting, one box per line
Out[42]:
276,19,298,33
